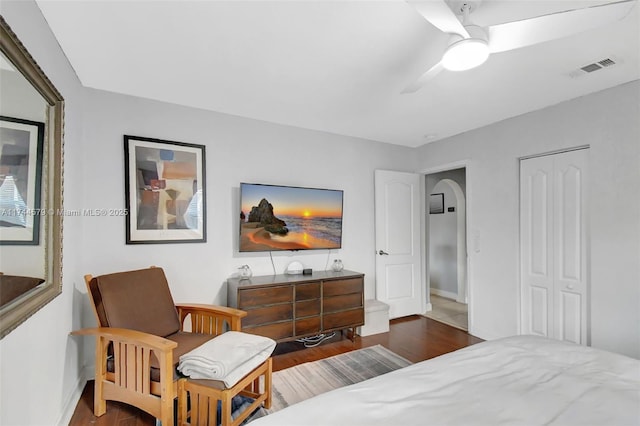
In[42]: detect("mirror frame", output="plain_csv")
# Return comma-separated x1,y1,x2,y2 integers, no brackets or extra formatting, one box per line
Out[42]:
0,16,64,338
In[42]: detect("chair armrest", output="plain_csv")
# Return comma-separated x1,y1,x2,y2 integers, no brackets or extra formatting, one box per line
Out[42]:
71,327,177,352
175,304,247,333
175,303,247,318
72,327,177,399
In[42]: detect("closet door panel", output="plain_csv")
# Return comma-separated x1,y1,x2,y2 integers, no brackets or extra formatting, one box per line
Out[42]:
554,149,588,344
529,286,549,336
559,291,582,344
520,155,554,338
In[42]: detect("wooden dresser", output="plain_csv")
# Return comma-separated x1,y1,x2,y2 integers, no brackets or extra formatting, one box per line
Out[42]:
227,270,364,342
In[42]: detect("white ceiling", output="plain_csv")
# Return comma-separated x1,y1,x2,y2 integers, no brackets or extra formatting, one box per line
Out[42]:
36,0,639,147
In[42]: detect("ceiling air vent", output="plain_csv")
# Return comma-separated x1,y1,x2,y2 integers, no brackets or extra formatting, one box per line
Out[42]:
597,58,616,68
580,63,603,73
568,57,619,79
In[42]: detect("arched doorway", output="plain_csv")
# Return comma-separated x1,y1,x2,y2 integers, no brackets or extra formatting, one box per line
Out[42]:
426,174,468,330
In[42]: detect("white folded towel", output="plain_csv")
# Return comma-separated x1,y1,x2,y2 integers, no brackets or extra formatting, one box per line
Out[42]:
178,331,276,387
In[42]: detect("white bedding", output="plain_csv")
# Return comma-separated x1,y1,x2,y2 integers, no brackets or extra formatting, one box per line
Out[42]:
251,336,640,425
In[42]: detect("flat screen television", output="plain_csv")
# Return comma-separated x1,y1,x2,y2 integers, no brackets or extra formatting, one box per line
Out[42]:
239,183,343,252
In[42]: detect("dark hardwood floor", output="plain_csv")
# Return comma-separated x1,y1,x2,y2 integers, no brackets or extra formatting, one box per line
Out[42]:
69,316,483,425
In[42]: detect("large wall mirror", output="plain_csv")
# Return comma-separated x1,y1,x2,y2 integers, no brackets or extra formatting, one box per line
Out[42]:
0,16,64,338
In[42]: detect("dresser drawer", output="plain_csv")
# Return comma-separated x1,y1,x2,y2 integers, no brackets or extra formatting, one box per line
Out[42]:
243,321,293,340
323,293,362,313
323,278,363,297
296,282,320,301
239,285,292,308
243,303,293,327
295,316,321,336
323,308,364,330
296,299,320,318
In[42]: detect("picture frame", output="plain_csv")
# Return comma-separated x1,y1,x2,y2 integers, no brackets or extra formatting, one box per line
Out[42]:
124,135,206,244
429,193,444,214
0,116,45,245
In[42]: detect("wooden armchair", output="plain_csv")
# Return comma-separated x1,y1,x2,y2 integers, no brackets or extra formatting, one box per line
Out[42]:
72,267,272,426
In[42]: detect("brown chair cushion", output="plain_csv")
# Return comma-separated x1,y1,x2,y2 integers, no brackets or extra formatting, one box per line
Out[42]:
0,275,45,307
154,331,215,380
106,331,215,382
90,267,181,337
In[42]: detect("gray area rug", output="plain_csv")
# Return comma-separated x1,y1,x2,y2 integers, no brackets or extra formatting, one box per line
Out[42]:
247,345,412,422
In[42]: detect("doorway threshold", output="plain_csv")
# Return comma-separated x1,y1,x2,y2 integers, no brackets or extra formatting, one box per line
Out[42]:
424,294,468,331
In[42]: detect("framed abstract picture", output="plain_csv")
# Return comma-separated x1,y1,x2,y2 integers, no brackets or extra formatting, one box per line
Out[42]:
429,193,444,214
0,116,45,245
124,135,206,244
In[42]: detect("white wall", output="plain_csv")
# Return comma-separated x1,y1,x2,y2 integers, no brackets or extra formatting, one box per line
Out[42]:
0,69,47,121
417,81,640,359
0,1,86,425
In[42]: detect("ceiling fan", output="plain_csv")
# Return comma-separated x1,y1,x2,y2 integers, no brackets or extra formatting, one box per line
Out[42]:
403,0,636,93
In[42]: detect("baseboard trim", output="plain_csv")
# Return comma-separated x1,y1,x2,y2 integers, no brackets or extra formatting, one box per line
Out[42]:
56,366,92,426
430,288,458,300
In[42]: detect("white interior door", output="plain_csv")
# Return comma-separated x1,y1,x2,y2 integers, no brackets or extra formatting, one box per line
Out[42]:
374,170,423,319
520,149,588,344
553,150,588,344
520,155,554,338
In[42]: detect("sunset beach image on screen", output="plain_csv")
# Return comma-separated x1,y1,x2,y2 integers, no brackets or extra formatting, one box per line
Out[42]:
239,183,343,252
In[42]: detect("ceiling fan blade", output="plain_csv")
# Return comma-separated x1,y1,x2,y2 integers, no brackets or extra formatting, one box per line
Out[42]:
402,62,444,94
408,0,470,38
488,0,636,53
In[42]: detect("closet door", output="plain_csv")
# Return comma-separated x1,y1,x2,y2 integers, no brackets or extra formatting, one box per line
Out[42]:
520,149,588,344
553,149,588,344
521,155,554,338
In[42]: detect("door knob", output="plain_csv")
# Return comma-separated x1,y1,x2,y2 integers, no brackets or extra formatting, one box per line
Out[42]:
378,250,389,255
567,284,575,290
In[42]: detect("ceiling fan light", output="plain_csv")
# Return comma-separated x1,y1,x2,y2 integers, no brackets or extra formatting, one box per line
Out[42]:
442,38,489,71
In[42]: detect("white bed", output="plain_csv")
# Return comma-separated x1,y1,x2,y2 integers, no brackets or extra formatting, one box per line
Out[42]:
251,335,640,425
